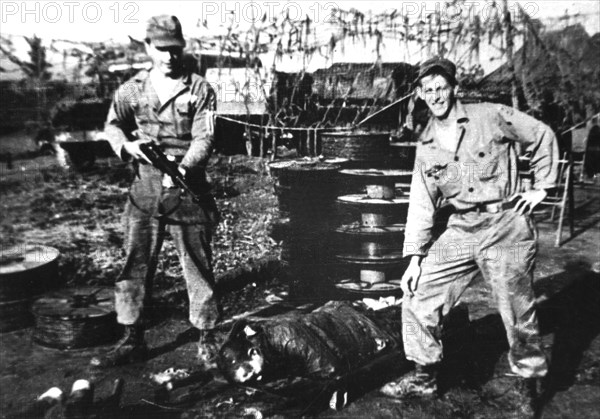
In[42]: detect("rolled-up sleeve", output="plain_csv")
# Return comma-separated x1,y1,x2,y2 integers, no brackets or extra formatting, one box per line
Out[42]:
403,144,441,257
180,81,217,169
497,104,559,190
104,84,138,161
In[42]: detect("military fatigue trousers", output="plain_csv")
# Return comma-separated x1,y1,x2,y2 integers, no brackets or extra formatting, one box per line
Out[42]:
402,209,548,378
115,202,220,330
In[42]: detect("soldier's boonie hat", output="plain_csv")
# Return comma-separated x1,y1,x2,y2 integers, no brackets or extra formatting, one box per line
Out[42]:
146,15,186,48
416,57,457,85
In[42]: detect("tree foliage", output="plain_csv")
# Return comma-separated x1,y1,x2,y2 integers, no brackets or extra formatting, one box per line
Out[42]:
0,35,52,80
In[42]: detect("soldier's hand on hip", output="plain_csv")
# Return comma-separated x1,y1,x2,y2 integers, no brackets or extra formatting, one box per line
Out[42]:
510,189,547,215
401,257,422,297
123,140,153,164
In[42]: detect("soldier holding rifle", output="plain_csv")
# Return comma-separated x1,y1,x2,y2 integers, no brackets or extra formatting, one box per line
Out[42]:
92,15,220,369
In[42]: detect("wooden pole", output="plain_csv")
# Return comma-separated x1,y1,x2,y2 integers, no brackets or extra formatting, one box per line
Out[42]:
259,127,264,158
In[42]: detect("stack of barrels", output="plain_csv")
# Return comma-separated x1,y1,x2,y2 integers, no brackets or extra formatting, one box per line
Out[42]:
333,169,411,297
268,159,342,300
268,129,419,301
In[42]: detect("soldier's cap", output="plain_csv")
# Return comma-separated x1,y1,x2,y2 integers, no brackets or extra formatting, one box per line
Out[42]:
146,15,186,48
416,57,457,85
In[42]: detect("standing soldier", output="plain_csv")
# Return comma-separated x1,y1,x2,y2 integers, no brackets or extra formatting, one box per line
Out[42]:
380,58,558,417
91,15,220,368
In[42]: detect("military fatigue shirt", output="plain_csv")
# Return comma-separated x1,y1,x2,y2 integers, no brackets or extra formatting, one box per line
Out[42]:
105,70,218,224
404,101,559,257
106,69,216,168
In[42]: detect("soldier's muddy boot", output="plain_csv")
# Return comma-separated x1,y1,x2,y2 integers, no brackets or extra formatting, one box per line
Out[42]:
516,377,542,419
197,329,218,370
90,325,148,368
380,364,439,399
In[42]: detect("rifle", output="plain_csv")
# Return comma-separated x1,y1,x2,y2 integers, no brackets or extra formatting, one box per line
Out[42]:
139,142,202,204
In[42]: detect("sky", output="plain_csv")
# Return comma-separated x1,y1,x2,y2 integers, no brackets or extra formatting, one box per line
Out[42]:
1,0,598,43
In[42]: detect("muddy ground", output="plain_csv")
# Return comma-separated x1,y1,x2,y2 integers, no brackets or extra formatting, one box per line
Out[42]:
1,153,599,418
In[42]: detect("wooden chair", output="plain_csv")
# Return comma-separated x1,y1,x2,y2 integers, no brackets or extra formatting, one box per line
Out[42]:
537,154,575,246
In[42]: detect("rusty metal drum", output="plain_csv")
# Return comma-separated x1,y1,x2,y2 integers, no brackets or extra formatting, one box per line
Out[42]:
268,159,342,224
389,141,418,170
32,286,117,349
321,131,391,167
0,245,60,332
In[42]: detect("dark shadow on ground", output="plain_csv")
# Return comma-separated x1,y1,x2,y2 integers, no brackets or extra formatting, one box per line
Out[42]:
560,212,600,246
434,261,600,406
439,313,509,393
536,262,600,408
146,327,200,360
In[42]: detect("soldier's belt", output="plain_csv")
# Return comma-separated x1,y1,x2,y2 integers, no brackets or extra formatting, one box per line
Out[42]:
455,200,517,214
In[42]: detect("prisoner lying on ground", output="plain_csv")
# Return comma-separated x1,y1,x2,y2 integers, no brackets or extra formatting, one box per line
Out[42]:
216,300,469,409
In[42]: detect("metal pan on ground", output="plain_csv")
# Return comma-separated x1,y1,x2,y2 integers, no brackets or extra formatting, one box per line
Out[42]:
0,245,60,333
32,287,117,349
0,245,60,299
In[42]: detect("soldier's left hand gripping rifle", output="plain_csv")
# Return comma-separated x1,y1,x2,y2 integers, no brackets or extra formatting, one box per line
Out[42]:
139,141,203,204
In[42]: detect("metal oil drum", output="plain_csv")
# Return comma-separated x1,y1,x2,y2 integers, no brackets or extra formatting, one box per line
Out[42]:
0,245,60,333
389,141,418,170
32,287,117,349
321,131,391,167
268,159,342,224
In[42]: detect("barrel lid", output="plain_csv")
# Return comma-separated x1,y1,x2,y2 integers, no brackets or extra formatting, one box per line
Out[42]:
335,279,403,295
339,169,412,180
336,251,405,264
335,223,405,236
322,157,350,165
0,245,59,275
390,141,418,148
268,159,341,172
32,287,114,320
337,194,410,207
